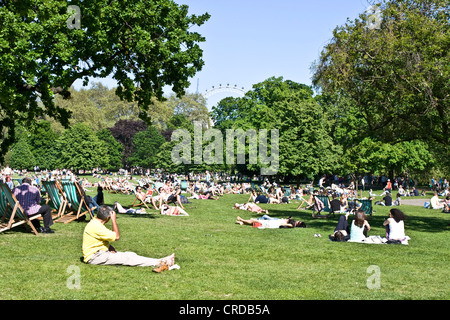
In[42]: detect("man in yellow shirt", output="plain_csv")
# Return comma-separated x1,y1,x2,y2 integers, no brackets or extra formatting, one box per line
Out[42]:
82,205,175,272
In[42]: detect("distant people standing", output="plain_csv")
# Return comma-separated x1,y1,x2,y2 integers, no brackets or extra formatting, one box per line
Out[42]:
2,165,12,176
318,175,325,190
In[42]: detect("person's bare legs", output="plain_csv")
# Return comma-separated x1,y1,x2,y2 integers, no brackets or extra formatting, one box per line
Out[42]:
176,195,184,209
151,196,160,210
236,216,257,226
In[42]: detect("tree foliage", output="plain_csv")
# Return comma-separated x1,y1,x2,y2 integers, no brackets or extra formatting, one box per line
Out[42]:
55,123,107,170
9,135,35,170
212,77,342,179
96,128,124,171
108,119,148,167
128,126,166,169
0,0,210,160
312,0,449,147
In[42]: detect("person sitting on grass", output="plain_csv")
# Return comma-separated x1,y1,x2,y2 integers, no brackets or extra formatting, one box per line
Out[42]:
93,186,104,206
254,192,270,204
235,215,306,229
349,210,371,242
160,204,189,216
393,193,402,206
82,205,175,273
383,208,407,242
442,196,450,213
430,192,444,210
234,202,268,214
150,187,165,210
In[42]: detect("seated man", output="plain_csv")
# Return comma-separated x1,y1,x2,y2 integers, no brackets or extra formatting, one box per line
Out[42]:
377,192,393,206
330,194,344,213
254,192,270,204
166,187,184,209
82,205,175,272
13,176,54,233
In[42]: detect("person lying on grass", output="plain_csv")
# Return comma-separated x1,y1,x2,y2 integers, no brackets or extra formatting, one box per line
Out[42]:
160,204,189,216
188,191,219,200
82,205,175,273
235,215,306,229
234,202,268,214
114,201,147,214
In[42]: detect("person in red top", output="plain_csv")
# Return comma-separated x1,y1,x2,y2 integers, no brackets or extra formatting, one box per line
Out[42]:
13,177,54,233
385,179,392,193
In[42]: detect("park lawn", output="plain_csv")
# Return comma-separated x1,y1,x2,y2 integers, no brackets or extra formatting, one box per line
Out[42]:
0,185,448,300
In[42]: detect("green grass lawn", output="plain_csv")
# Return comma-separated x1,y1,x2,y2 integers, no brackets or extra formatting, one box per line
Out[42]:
0,181,449,300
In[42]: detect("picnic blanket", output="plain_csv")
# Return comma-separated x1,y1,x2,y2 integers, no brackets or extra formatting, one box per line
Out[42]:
348,235,410,245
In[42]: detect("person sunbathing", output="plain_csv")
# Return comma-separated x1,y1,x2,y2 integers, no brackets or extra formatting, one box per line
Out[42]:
234,202,268,214
235,215,306,228
160,204,189,216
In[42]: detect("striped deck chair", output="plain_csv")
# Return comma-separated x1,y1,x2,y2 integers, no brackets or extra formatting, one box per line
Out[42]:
312,195,334,219
43,180,69,219
57,181,93,224
0,187,13,224
0,183,40,235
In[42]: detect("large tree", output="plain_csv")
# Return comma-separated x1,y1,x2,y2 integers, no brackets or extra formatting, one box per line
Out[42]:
0,0,210,159
312,0,449,148
108,119,148,167
128,125,165,169
211,77,341,180
55,123,108,170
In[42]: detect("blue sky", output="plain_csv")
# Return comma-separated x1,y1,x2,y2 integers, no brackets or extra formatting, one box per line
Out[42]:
74,0,372,108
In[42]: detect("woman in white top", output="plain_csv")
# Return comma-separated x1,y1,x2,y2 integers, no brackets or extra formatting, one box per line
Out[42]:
383,208,406,241
350,210,371,241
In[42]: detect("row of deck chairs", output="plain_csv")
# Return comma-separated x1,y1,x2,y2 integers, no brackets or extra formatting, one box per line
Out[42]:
130,180,189,210
312,195,373,219
0,180,94,235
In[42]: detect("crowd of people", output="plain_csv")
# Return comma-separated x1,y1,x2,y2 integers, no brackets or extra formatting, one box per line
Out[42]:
1,166,449,270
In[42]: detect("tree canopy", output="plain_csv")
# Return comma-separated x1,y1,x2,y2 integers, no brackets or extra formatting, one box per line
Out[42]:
0,0,209,159
312,0,449,148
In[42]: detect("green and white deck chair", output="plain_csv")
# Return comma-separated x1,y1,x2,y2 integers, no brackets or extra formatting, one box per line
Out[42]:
180,180,188,191
357,199,373,219
58,181,93,224
42,180,69,220
283,187,292,198
0,186,13,225
0,183,40,235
